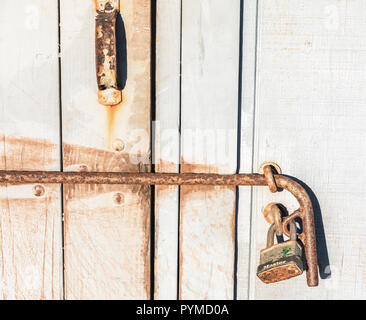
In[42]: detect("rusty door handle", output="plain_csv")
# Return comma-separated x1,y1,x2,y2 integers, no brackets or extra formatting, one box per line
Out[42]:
95,0,122,106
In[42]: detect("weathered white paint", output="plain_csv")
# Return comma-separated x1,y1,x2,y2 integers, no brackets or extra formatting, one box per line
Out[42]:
0,0,62,299
154,0,181,300
249,0,366,299
60,0,151,299
180,0,241,299
1,0,366,301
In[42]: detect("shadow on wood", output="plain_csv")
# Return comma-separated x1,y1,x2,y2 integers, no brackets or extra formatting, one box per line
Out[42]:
116,13,127,90
283,175,331,280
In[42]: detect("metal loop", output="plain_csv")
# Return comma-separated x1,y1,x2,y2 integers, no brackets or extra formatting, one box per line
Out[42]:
274,216,283,237
289,220,297,241
263,202,283,236
267,220,297,248
282,210,304,244
263,165,278,193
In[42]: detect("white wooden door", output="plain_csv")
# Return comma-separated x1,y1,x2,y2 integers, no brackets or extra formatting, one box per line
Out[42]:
1,0,366,300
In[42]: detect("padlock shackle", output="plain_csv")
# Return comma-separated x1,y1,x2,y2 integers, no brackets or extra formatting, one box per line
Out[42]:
266,220,297,248
290,219,297,241
266,223,277,248
263,203,283,236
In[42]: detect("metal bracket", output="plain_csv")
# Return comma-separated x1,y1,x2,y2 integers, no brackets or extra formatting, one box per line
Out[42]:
0,164,319,287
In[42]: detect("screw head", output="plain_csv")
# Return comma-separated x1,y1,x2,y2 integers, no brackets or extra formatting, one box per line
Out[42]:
78,165,89,172
113,193,124,205
112,139,125,152
33,185,45,197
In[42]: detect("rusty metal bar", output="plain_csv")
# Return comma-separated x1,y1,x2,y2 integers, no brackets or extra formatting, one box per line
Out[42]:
95,0,122,106
0,168,319,287
0,171,268,186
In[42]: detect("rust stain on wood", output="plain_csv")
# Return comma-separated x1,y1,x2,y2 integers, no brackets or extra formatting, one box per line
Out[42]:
0,134,62,299
181,158,234,174
63,142,150,201
0,136,151,200
104,95,129,149
156,159,179,173
63,142,149,173
0,136,58,171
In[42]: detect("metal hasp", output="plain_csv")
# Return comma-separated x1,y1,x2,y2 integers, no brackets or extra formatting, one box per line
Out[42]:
95,0,122,106
0,165,319,287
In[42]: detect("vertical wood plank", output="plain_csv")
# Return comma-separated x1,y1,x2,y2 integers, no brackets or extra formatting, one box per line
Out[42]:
237,0,258,300
0,0,62,299
60,0,151,299
250,0,366,299
154,0,181,300
180,0,241,299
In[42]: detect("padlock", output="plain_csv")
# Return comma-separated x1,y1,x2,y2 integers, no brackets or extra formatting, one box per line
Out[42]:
257,220,303,284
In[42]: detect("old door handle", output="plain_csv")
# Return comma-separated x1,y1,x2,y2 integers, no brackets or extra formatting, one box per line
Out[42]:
95,0,122,106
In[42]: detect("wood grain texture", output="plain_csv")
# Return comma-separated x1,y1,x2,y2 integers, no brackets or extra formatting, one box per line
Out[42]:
154,0,181,300
250,0,366,299
60,0,151,299
180,0,240,299
0,1,62,299
237,0,258,300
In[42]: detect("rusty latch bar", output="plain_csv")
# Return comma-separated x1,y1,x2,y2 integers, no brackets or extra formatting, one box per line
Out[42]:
0,165,318,287
95,0,122,106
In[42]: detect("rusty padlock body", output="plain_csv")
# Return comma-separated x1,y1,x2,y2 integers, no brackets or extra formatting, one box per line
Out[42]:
257,220,303,284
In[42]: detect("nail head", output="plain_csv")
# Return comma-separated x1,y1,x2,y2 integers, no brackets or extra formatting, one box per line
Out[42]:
112,139,125,152
33,185,45,197
113,192,124,205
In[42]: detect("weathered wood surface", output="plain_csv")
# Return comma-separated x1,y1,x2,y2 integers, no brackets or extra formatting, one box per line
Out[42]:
2,0,366,300
60,0,151,299
246,0,366,299
154,0,181,300
180,0,241,299
0,1,62,299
